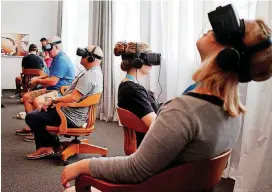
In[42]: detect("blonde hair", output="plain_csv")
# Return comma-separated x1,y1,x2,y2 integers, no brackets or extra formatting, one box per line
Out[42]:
193,19,272,117
114,41,151,71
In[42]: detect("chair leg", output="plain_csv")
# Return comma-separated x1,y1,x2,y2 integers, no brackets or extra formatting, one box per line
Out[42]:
79,143,108,157
80,139,89,144
61,144,79,162
61,141,71,149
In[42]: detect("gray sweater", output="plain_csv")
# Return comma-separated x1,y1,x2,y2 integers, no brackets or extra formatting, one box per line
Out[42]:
89,93,240,183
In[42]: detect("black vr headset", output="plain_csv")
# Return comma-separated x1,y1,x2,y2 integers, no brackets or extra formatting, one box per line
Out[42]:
42,40,62,51
121,42,161,69
208,4,272,82
76,47,102,62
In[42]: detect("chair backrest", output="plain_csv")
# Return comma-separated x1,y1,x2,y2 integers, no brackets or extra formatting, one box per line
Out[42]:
117,107,148,133
85,93,102,128
117,107,149,155
137,150,232,191
21,69,43,92
75,150,232,192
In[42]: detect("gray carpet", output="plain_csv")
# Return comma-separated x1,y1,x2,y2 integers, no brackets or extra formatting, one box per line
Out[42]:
1,91,234,192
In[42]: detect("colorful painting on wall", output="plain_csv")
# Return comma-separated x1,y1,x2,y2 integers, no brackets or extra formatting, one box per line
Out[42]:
1,33,29,57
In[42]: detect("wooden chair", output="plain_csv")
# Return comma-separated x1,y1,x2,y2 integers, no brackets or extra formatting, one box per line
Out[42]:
116,107,149,156
75,150,231,192
46,92,108,165
20,68,43,94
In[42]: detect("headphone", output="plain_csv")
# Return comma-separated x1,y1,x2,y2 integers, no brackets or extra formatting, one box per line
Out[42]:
87,46,97,63
209,4,272,83
131,43,145,69
76,46,102,63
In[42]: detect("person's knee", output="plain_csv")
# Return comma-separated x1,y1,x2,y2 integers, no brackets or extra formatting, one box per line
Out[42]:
25,111,39,127
15,76,21,84
23,93,32,103
33,97,43,109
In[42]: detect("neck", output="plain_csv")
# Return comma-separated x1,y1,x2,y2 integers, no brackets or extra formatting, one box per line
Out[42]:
193,85,223,99
127,69,143,80
84,62,99,70
29,51,36,54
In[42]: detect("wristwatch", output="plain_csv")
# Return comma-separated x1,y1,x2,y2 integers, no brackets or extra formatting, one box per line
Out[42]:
52,97,57,104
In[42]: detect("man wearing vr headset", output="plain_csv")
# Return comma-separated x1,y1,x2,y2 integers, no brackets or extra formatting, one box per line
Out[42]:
16,36,75,137
61,4,272,188
24,45,103,159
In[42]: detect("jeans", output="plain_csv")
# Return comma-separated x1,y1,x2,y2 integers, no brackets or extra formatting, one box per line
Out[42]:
25,107,79,150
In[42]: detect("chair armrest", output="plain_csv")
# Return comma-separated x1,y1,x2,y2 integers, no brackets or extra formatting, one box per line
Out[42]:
60,86,69,95
55,104,68,134
54,93,101,134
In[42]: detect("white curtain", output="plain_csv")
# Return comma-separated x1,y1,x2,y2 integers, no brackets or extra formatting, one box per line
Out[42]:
112,0,255,102
113,1,272,191
223,1,272,192
61,0,89,75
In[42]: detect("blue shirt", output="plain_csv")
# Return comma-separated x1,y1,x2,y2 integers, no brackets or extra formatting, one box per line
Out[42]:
182,83,198,94
47,51,75,90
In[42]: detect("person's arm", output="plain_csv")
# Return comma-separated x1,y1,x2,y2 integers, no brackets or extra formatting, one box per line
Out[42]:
21,57,26,71
34,76,59,87
31,57,68,87
53,89,83,103
141,112,157,127
61,98,196,186
38,74,49,79
130,88,157,128
54,71,94,104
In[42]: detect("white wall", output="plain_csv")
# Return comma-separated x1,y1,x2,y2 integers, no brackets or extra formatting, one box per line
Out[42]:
1,1,59,89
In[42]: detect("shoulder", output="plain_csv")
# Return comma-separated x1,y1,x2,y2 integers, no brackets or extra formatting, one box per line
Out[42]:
158,95,207,118
54,52,71,65
119,81,148,96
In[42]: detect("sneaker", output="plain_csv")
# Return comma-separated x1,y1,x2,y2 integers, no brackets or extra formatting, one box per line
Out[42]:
9,93,20,99
15,127,32,136
24,134,35,142
13,112,26,120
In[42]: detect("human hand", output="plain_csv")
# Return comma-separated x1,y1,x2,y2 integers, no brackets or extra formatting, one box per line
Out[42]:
61,162,83,188
29,79,38,89
39,103,49,112
31,76,39,81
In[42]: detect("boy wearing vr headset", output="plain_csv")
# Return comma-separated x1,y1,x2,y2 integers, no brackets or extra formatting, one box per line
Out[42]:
15,36,75,137
25,45,103,159
61,4,272,188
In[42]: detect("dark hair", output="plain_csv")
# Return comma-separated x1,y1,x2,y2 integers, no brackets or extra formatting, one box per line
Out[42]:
40,37,46,42
29,44,38,52
114,41,151,72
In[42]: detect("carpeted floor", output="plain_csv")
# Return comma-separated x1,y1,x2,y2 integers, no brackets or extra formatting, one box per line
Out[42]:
1,91,234,192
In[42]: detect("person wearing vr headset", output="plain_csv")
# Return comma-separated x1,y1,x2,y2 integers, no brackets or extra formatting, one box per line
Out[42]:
115,41,161,147
40,37,53,68
15,36,75,137
24,45,103,159
9,44,45,99
61,4,272,188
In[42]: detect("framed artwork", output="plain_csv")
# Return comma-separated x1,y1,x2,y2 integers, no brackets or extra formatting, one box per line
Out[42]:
1,33,29,57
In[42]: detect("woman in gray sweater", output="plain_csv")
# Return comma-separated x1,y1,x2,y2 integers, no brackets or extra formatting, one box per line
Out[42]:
61,18,272,189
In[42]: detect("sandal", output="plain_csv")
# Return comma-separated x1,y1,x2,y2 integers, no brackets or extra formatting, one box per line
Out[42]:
15,127,32,136
52,145,64,156
26,147,54,160
24,134,35,141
